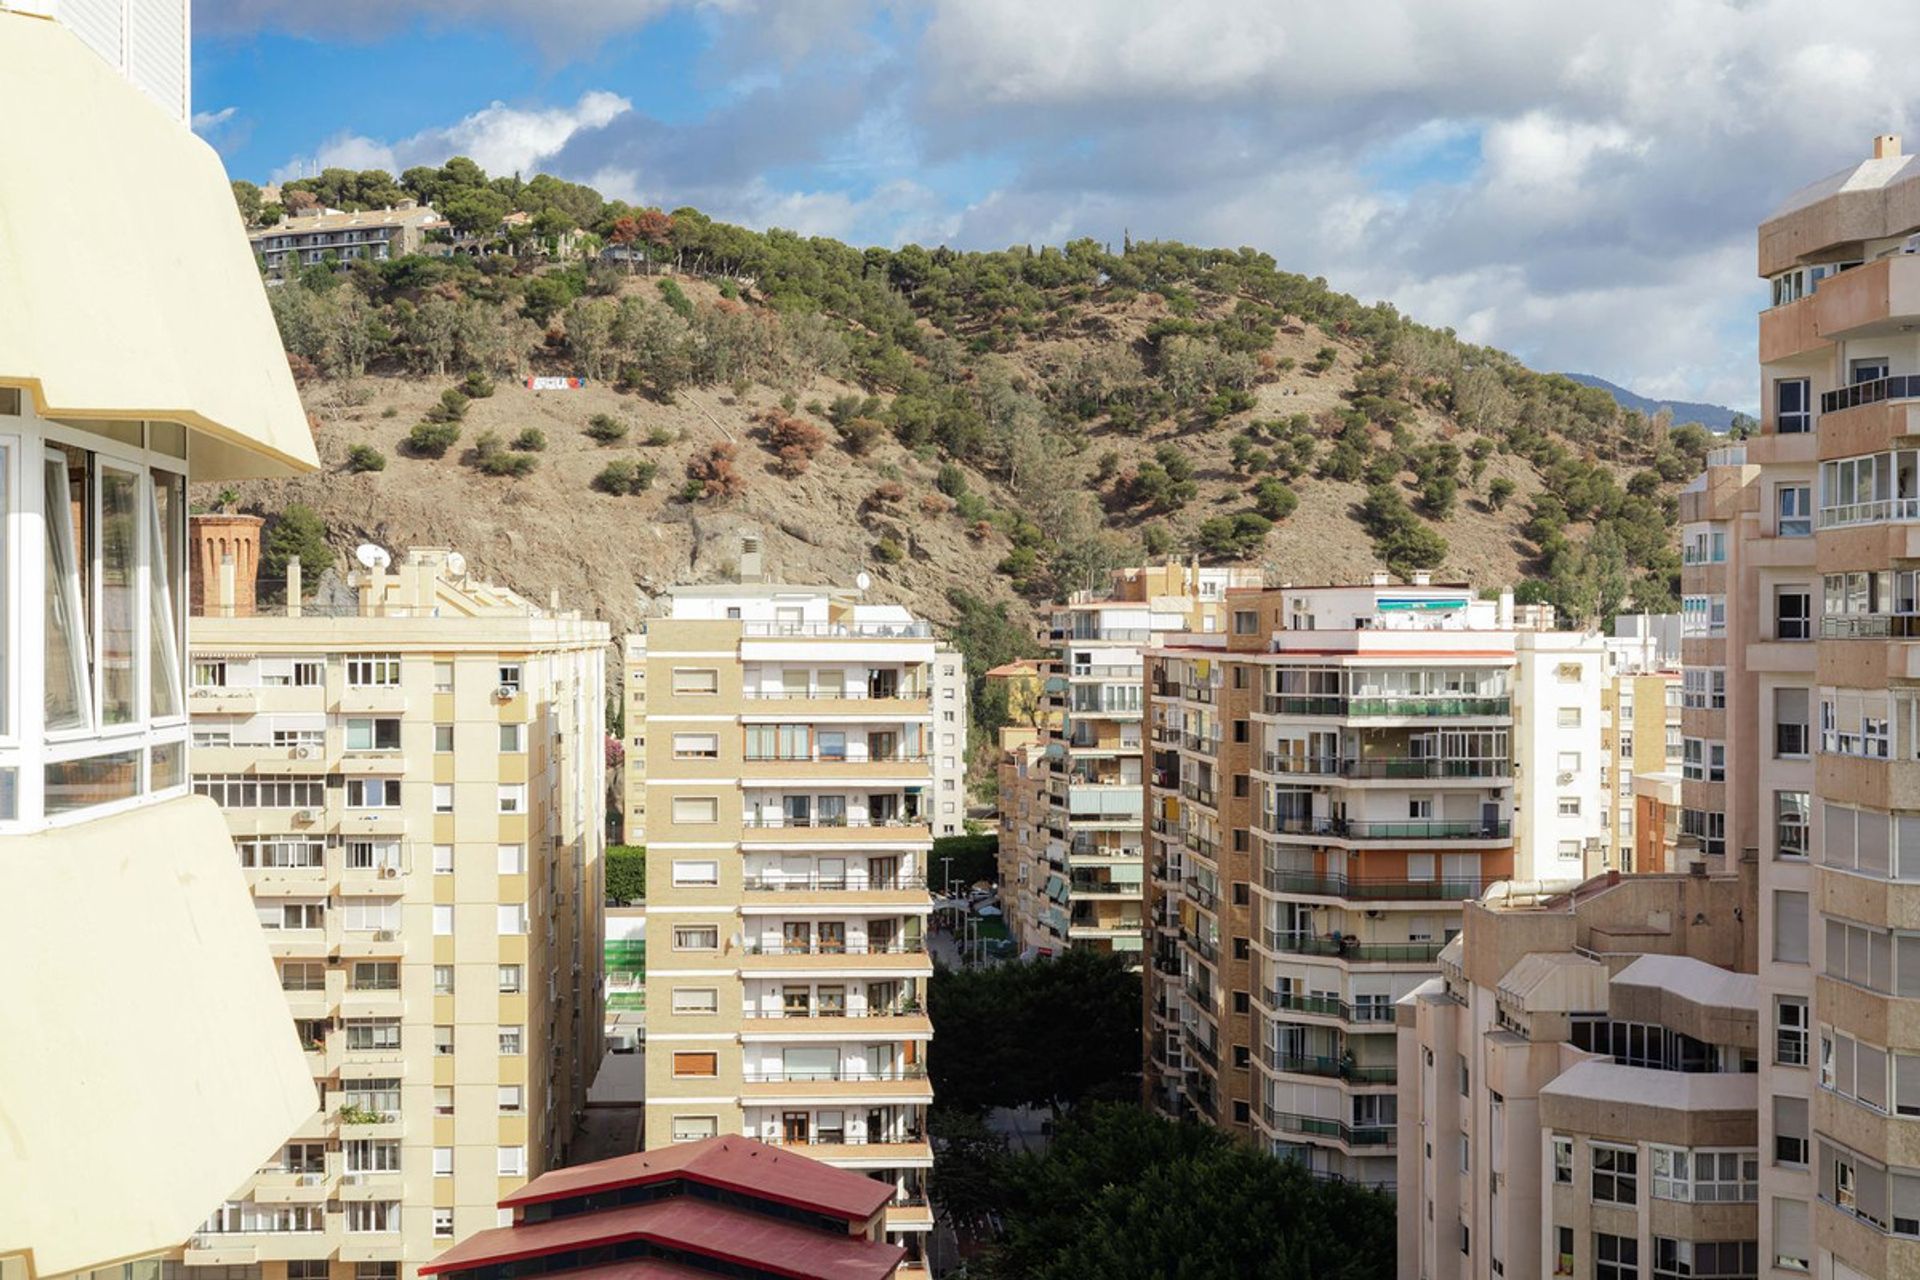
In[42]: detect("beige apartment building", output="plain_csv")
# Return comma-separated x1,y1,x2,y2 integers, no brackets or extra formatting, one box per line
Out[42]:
1601,617,1684,873
628,574,940,1278
185,538,608,1275
1396,860,1763,1280
0,10,322,1279
997,562,1257,960
251,204,440,278
1142,577,1606,1186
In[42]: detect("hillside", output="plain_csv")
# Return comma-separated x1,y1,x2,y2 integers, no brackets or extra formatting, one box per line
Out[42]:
1558,372,1744,433
216,159,1703,720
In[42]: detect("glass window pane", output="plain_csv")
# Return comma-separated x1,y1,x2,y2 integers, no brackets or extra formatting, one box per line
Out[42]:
147,471,183,718
98,465,137,724
43,453,90,731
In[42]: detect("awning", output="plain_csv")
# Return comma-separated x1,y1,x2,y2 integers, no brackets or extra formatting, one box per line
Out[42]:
0,12,318,479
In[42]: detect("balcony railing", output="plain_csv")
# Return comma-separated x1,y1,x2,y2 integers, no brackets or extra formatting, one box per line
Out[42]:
1262,694,1510,718
741,688,931,701
741,621,933,637
1259,752,1511,780
746,1003,924,1020
1261,931,1445,963
743,940,927,956
1819,372,1920,415
1183,1027,1220,1069
743,1065,929,1083
1260,869,1485,901
743,751,932,764
744,874,929,892
1258,817,1511,842
1261,990,1397,1024
1261,1105,1397,1147
741,816,927,830
1258,1042,1397,1085
1184,879,1219,911
758,1132,927,1148
1821,613,1920,639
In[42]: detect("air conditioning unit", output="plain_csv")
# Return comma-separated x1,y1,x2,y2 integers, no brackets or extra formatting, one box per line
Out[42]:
1557,771,1574,785
373,929,397,941
293,745,315,760
293,809,318,824
379,866,400,879
495,685,518,700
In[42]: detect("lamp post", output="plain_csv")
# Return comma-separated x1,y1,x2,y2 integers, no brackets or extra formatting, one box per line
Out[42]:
941,856,955,932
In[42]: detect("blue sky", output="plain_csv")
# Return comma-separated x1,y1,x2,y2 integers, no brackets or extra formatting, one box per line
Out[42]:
191,1,1920,412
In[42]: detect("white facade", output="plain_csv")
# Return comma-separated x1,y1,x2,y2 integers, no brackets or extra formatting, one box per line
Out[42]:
931,645,969,837
6,0,189,121
1513,632,1610,881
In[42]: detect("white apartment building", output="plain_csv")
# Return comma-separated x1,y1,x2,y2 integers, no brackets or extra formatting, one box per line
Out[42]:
930,645,968,837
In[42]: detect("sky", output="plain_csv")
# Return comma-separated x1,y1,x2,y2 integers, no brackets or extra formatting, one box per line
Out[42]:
191,0,1920,413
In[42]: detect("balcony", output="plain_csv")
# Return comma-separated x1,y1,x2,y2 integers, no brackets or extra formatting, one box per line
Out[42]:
1258,752,1511,781
1258,869,1485,902
1260,930,1445,963
739,817,931,842
1257,1042,1397,1085
741,620,933,638
743,941,927,956
1262,694,1510,718
1258,989,1398,1025
1257,816,1510,843
741,752,934,781
1259,1105,1397,1148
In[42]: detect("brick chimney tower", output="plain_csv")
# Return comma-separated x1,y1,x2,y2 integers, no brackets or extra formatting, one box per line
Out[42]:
190,512,263,618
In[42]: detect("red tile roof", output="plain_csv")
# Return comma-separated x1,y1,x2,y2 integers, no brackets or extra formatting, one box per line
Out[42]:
420,1197,903,1280
494,1137,892,1222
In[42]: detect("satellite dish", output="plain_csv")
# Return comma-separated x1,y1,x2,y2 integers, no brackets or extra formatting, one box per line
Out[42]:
855,571,872,592
445,551,467,578
355,543,391,570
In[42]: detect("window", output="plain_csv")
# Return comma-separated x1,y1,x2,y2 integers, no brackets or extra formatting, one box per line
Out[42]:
674,925,719,951
498,1085,523,1113
497,1146,526,1177
672,860,719,886
432,1147,453,1176
1592,1143,1637,1204
1776,377,1812,433
496,663,522,693
433,843,454,874
1552,1136,1573,1183
1773,1196,1810,1272
433,724,453,753
1557,707,1581,728
433,965,454,994
1682,595,1727,637
345,1018,401,1051
1775,689,1810,757
1778,483,1813,535
672,1115,719,1142
1594,1232,1637,1280
1554,1226,1574,1277
346,777,401,808
432,783,453,813
1774,1096,1808,1166
672,668,719,694
673,796,719,824
498,1025,523,1055
281,961,325,991
499,723,524,753
1558,797,1582,817
673,987,719,1014
345,1201,398,1233
1682,738,1725,783
1653,1240,1758,1279
1777,997,1809,1066
1682,808,1725,856
434,1208,453,1239
433,1025,453,1056
1773,891,1809,964
497,843,525,874
434,1087,454,1116
1651,1147,1758,1202
673,732,720,759
1682,667,1726,710
433,661,454,692
498,964,523,993
497,904,527,935
193,774,326,809
1777,588,1812,641
497,784,526,814
673,1051,718,1077
1232,610,1258,635
352,961,398,991
346,655,401,687
345,718,400,752
433,905,453,936
1822,688,1892,758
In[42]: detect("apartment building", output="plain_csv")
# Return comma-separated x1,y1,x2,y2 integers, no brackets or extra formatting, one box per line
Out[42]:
251,204,441,278
629,581,939,1277
1141,576,1605,1185
1396,861,1762,1280
997,562,1257,960
186,540,608,1274
930,645,969,836
0,10,320,1277
421,1137,907,1280
1714,128,1920,1280
1600,616,1684,873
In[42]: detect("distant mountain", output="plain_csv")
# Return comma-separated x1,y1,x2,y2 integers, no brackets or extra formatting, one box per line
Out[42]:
1558,373,1742,432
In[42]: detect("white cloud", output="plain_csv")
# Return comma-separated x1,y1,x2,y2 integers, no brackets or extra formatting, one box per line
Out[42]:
191,105,237,133
199,0,742,46
271,91,631,186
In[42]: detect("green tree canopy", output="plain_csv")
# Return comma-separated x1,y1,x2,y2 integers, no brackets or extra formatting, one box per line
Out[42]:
261,504,332,597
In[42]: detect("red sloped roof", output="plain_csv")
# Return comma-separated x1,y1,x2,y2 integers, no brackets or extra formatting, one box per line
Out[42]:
495,1137,891,1222
421,1197,903,1280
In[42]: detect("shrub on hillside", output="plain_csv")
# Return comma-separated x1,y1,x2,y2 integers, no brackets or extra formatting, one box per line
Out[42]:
585,413,628,444
405,421,461,457
758,409,827,477
595,458,658,495
837,417,886,456
644,425,675,446
1194,511,1273,560
425,388,469,423
874,537,904,564
684,442,744,501
1251,478,1298,522
1488,477,1516,510
512,428,547,452
472,430,536,477
461,371,496,399
345,444,387,473
262,503,333,595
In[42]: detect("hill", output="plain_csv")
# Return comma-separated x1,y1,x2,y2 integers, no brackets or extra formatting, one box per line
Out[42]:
215,159,1704,747
1557,372,1744,432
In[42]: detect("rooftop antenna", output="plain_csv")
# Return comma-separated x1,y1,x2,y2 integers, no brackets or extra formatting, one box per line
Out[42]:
354,543,391,571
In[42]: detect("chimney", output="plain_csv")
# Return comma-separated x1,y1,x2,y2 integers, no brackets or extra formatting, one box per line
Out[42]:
1876,133,1903,161
1411,570,1432,587
1497,587,1515,629
1369,571,1390,587
190,513,263,618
